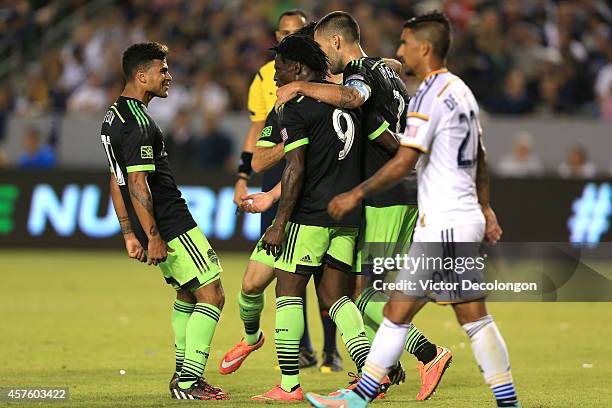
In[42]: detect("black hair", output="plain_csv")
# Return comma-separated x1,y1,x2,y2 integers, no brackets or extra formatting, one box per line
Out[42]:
122,42,169,80
296,21,317,38
403,11,452,61
314,11,360,43
272,34,329,79
278,9,308,24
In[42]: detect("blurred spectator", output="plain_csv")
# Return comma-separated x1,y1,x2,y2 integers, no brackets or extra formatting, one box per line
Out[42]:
497,131,544,177
0,86,15,143
595,47,612,118
191,71,229,118
558,144,597,178
487,69,534,114
17,126,56,169
0,149,8,169
195,114,234,170
600,83,612,121
67,72,107,114
165,109,196,167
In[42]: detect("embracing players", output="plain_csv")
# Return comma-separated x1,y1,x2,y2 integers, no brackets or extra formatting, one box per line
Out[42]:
308,12,521,408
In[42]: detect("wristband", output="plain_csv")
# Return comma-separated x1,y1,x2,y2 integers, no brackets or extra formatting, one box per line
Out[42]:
238,151,253,176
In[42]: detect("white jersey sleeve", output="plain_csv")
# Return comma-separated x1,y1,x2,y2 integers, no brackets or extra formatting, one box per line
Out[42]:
399,78,440,153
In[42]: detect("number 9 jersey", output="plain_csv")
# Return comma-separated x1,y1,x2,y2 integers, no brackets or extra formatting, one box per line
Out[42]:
399,69,485,228
279,85,362,228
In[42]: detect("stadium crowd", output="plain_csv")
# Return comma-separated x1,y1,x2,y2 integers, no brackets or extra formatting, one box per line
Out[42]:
0,0,611,172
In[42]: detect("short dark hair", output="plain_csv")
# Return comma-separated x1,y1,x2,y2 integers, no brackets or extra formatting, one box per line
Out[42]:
272,34,329,79
403,11,452,61
278,9,307,24
315,11,360,43
122,42,169,80
296,21,317,38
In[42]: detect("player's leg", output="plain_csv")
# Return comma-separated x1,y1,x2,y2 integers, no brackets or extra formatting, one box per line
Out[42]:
169,289,196,390
454,300,521,408
160,227,228,400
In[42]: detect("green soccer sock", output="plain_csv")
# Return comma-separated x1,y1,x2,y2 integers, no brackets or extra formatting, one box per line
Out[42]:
178,303,221,389
238,290,265,345
355,287,387,343
275,296,304,392
171,300,195,375
356,287,437,363
329,296,370,373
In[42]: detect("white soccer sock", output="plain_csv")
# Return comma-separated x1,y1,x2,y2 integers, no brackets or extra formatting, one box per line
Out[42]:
463,315,519,407
355,317,410,401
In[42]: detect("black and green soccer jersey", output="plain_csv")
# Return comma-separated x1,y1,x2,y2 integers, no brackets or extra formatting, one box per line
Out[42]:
279,86,362,228
343,57,417,207
100,96,196,245
256,109,285,194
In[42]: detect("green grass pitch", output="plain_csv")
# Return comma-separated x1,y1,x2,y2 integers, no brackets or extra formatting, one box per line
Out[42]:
1,250,611,407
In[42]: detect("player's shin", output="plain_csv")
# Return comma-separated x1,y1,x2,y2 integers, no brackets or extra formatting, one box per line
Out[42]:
171,300,195,375
354,317,409,401
463,315,520,407
238,290,265,345
178,303,221,389
329,296,370,373
275,296,304,392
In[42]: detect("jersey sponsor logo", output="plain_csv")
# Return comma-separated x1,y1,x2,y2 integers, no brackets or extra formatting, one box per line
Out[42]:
140,146,153,159
260,126,273,139
207,248,219,266
300,254,312,263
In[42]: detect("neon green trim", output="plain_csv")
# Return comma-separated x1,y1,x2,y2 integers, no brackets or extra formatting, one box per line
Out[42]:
135,102,150,126
284,138,309,153
367,120,390,141
110,106,125,123
371,60,383,71
127,100,143,127
126,164,155,173
129,100,148,127
256,140,276,147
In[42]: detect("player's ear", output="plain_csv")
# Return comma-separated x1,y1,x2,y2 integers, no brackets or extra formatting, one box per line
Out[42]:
275,30,282,43
420,41,431,58
136,68,147,85
332,34,340,50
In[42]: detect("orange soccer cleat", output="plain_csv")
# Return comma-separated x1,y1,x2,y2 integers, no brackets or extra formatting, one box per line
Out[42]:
218,332,265,375
416,346,452,400
251,384,304,402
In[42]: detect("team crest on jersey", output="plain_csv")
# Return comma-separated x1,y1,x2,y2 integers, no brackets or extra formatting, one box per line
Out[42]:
140,146,153,159
260,126,272,139
280,128,288,142
207,249,219,266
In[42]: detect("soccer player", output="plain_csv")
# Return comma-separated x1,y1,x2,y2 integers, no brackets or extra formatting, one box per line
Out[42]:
248,33,367,402
307,12,521,408
100,42,227,400
222,17,342,375
275,11,450,398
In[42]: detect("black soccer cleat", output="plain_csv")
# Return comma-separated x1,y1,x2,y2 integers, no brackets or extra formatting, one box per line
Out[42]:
386,360,406,386
171,378,229,400
168,372,179,394
298,347,318,369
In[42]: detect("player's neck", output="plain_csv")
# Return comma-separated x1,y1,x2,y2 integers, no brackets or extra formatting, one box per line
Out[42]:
344,44,367,66
121,84,153,106
416,62,446,82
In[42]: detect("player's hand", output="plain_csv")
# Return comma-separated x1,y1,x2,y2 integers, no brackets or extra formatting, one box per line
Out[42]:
262,224,285,258
240,192,275,214
233,178,248,207
482,205,502,244
275,82,300,112
328,190,362,221
124,235,146,263
147,235,174,266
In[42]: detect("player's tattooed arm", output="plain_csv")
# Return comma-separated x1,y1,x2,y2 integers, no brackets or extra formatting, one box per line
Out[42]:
127,172,158,238
109,174,135,236
274,148,305,227
294,82,366,109
252,143,285,173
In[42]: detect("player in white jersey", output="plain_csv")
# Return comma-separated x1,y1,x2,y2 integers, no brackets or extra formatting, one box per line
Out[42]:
307,12,521,408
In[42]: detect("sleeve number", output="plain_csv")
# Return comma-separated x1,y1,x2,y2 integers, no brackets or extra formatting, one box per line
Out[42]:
457,111,478,168
332,109,356,160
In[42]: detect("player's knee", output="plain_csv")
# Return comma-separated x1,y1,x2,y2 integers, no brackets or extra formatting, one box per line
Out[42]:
241,275,267,295
383,301,411,325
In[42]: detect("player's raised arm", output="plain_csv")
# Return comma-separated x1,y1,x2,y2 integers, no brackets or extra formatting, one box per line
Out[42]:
127,171,171,265
276,81,368,112
476,134,502,243
328,145,420,220
109,174,146,262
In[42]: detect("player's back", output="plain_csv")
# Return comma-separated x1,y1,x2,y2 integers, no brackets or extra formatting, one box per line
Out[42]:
279,91,362,228
400,70,484,227
343,57,416,207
